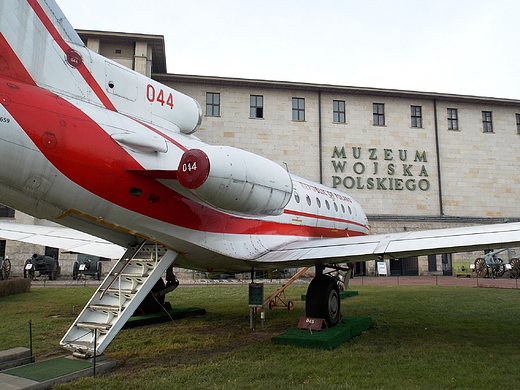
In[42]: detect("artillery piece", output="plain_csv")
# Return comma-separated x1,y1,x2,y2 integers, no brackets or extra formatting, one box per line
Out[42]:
24,254,61,280
72,254,108,280
473,249,520,278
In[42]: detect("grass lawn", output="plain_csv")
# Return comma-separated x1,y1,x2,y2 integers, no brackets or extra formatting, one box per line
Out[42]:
1,283,520,389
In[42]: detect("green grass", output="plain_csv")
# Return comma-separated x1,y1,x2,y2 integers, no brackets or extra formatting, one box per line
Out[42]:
1,284,520,389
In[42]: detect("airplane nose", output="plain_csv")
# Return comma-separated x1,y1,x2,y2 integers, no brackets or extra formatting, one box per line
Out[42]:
177,149,210,189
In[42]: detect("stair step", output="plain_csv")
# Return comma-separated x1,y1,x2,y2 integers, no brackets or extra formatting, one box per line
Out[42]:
76,322,113,331
119,273,148,278
89,304,123,312
66,340,94,349
102,288,138,294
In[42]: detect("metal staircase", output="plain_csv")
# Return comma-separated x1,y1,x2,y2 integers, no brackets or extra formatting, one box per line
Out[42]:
60,243,178,357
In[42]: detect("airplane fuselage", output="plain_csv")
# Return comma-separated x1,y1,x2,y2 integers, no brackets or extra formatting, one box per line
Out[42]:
0,73,369,272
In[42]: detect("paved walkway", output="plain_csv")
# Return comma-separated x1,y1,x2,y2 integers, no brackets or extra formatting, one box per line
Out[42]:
348,275,520,289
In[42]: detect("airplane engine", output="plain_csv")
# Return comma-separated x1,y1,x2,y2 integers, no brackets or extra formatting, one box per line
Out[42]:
177,146,293,216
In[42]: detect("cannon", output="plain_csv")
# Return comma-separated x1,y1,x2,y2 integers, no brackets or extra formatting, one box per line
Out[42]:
472,249,520,278
72,254,108,280
0,257,11,280
24,254,61,280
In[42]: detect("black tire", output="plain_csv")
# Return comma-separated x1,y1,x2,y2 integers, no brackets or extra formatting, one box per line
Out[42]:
305,274,341,326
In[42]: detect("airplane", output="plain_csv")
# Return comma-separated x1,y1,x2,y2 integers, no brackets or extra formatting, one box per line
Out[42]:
1,0,520,357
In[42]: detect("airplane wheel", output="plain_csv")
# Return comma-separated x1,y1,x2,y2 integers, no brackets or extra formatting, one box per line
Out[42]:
474,258,488,277
305,274,340,326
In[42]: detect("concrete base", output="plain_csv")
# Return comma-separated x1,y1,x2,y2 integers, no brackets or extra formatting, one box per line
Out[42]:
0,354,116,390
0,347,31,370
272,316,373,350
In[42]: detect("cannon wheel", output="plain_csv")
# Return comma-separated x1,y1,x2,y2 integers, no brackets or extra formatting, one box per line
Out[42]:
1,259,10,280
510,258,520,279
95,261,102,280
49,261,59,280
474,257,488,277
72,262,79,280
492,258,505,277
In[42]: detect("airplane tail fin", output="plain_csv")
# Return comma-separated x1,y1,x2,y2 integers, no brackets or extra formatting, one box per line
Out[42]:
0,0,202,134
0,0,117,109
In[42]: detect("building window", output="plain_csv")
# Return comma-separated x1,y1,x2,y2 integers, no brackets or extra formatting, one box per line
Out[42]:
250,95,263,118
373,103,385,126
0,204,14,218
447,108,458,130
292,98,305,121
333,100,345,123
482,111,493,133
206,92,220,116
411,106,422,128
516,113,520,134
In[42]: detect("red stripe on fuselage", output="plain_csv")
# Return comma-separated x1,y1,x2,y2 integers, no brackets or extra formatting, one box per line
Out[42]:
0,77,364,238
0,34,36,86
283,209,367,229
26,0,117,112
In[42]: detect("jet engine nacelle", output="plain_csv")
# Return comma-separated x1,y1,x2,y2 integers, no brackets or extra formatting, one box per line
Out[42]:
177,146,293,216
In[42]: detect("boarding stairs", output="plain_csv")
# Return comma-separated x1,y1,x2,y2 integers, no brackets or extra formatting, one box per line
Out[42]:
60,242,178,357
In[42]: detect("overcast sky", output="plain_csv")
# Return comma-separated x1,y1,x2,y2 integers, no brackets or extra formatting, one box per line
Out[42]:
57,0,520,100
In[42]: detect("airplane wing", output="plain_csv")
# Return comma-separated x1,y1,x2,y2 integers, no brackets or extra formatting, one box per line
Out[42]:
0,222,125,259
1,220,519,269
256,222,520,267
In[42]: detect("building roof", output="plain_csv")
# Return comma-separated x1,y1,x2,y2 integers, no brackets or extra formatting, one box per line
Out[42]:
76,30,167,74
75,30,520,107
153,73,520,107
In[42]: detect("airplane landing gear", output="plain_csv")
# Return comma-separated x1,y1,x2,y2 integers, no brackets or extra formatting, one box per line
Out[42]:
305,274,341,326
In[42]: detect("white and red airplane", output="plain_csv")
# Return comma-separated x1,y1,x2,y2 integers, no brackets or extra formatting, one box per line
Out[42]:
1,0,520,355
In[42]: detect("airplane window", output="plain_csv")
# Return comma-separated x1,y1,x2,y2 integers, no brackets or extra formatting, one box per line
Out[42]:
348,206,352,214
316,197,321,208
325,199,330,210
341,204,345,214
306,195,311,206
334,202,338,212
294,192,300,203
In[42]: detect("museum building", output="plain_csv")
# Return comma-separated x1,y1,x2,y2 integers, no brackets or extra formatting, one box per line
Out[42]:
3,30,520,278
